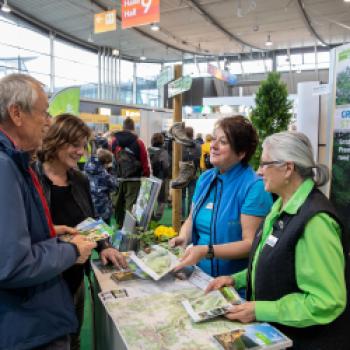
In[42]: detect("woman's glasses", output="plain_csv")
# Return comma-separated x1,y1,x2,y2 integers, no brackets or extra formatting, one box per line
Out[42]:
259,160,285,168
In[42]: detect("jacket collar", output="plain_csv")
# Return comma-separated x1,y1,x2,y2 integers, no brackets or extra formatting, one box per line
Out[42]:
0,130,30,171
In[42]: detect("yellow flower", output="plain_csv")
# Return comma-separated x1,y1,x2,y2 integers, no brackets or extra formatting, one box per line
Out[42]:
154,225,177,239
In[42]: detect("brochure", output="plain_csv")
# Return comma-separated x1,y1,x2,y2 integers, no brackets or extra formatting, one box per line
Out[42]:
129,245,179,281
182,286,242,323
99,289,129,303
75,217,113,242
213,323,293,350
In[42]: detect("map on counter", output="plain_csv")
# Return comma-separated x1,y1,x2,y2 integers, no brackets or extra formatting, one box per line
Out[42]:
102,287,243,350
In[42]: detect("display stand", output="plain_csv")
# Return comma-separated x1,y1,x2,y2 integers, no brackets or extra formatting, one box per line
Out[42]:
114,177,162,251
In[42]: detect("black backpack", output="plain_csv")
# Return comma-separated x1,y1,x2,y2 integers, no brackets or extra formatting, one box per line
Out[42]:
114,146,142,178
149,148,163,178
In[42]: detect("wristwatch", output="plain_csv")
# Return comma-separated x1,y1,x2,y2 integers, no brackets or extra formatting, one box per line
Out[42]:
205,244,215,259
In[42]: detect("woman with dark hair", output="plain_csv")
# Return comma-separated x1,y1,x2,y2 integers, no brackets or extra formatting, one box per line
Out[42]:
34,114,126,350
206,131,350,350
171,115,272,280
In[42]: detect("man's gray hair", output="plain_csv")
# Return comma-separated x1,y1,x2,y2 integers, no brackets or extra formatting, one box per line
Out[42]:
0,74,43,123
263,131,329,187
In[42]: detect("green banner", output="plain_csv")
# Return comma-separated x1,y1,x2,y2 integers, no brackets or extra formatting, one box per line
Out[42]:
168,76,192,98
48,86,80,117
157,67,174,89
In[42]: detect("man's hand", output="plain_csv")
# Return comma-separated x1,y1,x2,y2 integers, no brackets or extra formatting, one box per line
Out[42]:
169,235,187,248
205,275,234,293
70,235,96,264
225,302,256,323
173,245,207,272
100,248,127,269
54,225,78,236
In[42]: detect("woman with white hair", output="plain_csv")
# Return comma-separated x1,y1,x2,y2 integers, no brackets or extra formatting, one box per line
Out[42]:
207,131,350,350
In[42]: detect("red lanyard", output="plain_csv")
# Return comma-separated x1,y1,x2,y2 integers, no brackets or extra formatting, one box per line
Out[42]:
28,168,56,238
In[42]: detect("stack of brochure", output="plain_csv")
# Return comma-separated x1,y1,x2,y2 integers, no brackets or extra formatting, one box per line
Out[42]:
213,323,293,350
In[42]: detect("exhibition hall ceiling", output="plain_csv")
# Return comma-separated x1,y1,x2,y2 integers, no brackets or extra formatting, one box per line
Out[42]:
4,0,350,61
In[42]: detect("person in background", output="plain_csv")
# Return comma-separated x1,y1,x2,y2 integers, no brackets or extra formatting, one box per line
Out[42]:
206,131,350,350
111,117,150,227
85,148,118,224
171,116,272,281
148,132,170,220
0,74,96,350
182,126,201,219
34,114,127,350
200,134,213,172
195,132,204,145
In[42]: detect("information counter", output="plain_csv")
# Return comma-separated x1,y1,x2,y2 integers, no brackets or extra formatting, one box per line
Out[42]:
91,261,292,350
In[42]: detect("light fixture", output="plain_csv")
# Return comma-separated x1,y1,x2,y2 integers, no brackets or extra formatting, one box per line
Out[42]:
112,48,119,56
140,55,146,61
265,33,273,47
344,0,350,3
150,23,160,31
1,0,11,13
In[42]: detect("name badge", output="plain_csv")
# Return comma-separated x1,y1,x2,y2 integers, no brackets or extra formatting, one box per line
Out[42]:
266,234,278,247
206,202,214,210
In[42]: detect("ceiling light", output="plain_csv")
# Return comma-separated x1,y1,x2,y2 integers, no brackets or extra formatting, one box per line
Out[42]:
140,55,146,61
344,0,350,3
112,48,119,56
265,33,273,47
1,0,11,13
150,23,160,31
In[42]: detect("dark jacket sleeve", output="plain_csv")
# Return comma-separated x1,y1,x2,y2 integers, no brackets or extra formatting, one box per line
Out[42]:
0,156,77,289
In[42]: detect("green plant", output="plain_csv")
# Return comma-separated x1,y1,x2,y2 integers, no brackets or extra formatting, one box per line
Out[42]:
250,72,293,169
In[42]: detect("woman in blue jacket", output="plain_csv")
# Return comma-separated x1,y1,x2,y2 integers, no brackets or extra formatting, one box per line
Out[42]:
172,116,272,279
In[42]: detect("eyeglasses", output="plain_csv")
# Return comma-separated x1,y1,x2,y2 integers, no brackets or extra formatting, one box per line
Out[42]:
31,107,52,119
259,160,285,168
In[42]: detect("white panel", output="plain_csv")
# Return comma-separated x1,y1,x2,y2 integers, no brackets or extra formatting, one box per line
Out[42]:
296,81,320,160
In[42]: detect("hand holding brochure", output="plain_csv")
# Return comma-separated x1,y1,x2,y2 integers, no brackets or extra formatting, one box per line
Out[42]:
213,323,293,350
75,217,113,242
129,245,179,281
182,286,242,323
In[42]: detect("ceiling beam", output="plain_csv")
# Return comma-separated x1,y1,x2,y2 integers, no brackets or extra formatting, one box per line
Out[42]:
296,0,329,48
185,0,263,51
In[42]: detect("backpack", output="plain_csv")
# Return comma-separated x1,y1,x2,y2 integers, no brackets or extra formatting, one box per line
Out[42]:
149,148,163,178
114,146,142,178
204,153,213,169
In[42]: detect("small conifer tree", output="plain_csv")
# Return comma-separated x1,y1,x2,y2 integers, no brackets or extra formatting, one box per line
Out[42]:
250,72,293,169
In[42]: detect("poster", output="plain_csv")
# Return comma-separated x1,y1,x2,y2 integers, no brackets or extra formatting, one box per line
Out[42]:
330,44,350,228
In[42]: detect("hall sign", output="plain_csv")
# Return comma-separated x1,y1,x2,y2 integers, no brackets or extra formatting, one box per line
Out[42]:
122,0,160,29
168,76,193,98
94,10,117,34
156,67,174,89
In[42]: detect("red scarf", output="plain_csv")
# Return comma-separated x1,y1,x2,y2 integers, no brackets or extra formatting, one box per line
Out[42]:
28,168,56,237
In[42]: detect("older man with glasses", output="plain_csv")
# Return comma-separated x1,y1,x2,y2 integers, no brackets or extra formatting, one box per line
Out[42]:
0,74,96,350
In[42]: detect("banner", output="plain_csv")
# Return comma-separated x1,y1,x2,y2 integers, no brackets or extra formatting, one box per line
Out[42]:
168,76,192,98
94,10,117,34
48,86,80,117
330,43,350,228
207,63,237,86
157,67,174,89
122,0,160,29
